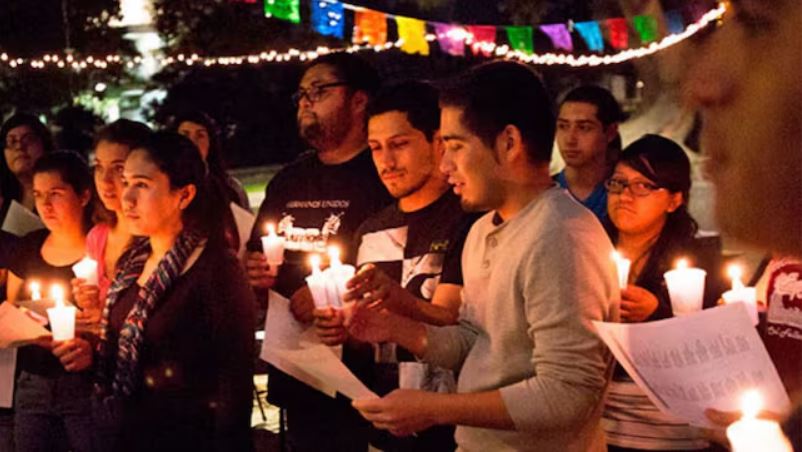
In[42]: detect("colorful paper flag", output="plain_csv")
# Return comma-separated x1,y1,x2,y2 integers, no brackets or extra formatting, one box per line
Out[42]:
396,17,429,55
606,18,629,50
633,15,659,43
353,10,388,46
311,0,344,38
664,10,686,34
264,0,300,24
435,23,467,56
574,21,604,52
540,23,573,52
467,25,496,57
506,26,533,55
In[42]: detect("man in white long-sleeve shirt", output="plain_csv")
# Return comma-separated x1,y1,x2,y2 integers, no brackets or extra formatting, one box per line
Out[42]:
349,60,620,451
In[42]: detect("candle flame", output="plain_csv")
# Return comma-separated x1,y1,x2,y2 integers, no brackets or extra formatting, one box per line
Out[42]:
328,246,341,266
728,264,743,281
676,258,689,270
265,223,276,235
740,389,762,419
612,251,621,262
50,285,65,308
29,281,41,300
309,254,321,271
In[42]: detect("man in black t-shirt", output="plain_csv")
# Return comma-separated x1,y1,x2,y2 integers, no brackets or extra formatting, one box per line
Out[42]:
246,53,390,452
314,81,477,451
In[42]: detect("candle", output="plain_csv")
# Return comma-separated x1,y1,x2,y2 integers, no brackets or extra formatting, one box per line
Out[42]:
612,251,631,290
663,258,707,316
728,264,745,291
326,246,355,309
261,223,286,277
72,256,99,286
29,281,41,301
46,285,76,341
726,390,792,452
722,264,758,326
305,255,331,309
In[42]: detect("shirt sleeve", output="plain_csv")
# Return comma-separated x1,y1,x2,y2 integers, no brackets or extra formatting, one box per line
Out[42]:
498,223,618,433
421,320,480,371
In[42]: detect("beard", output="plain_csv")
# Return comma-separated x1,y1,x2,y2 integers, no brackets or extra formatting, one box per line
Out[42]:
298,108,353,152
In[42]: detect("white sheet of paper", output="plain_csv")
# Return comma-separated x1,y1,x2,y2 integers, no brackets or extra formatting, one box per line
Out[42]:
1,200,44,237
594,303,791,427
0,348,15,408
230,202,255,258
0,302,50,348
260,290,377,400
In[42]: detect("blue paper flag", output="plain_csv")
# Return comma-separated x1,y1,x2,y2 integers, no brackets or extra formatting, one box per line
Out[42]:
574,21,604,52
311,0,344,38
665,10,686,35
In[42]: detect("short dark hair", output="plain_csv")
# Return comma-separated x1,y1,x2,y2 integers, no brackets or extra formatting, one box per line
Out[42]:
440,60,555,164
32,151,94,231
560,85,624,127
94,119,151,150
367,81,440,141
305,52,380,97
0,113,54,203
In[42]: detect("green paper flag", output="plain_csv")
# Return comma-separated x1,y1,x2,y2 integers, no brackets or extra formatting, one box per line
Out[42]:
264,0,300,24
506,26,533,54
633,15,659,44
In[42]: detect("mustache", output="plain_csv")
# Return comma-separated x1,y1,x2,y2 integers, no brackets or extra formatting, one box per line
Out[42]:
381,168,405,176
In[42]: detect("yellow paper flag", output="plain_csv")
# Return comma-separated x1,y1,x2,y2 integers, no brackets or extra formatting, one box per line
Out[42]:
396,16,429,56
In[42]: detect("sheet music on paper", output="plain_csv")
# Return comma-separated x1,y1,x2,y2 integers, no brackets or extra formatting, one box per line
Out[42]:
0,302,50,348
230,202,255,258
260,290,377,400
593,303,791,427
0,349,15,408
1,200,44,237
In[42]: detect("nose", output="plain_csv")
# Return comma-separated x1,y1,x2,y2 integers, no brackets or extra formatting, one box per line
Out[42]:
379,148,396,169
122,185,136,208
440,149,455,176
101,168,116,186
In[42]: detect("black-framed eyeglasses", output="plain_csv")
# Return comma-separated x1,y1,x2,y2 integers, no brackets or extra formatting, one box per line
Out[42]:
604,177,663,197
292,81,349,106
5,133,39,150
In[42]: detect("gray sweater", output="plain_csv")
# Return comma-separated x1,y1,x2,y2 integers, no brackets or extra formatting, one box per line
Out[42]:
423,187,619,451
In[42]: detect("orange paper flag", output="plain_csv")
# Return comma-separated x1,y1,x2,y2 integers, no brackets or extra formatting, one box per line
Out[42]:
353,10,388,46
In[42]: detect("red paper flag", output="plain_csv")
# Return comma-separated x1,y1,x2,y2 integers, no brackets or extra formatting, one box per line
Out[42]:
467,25,496,57
606,18,629,50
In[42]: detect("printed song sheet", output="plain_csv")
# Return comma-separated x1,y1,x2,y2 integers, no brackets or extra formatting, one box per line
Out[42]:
0,302,50,348
260,290,377,400
594,303,791,426
1,200,44,237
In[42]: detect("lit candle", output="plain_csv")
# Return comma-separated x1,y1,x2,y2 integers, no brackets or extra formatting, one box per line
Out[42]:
46,285,76,341
29,281,41,301
326,246,355,309
722,265,758,326
728,264,746,291
663,258,707,316
612,251,631,290
305,254,331,309
726,390,792,452
72,256,99,286
261,223,286,277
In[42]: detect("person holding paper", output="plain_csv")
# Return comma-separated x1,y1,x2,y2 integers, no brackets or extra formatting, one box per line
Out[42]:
314,81,478,451
245,52,391,452
679,1,802,447
68,132,255,451
348,61,618,451
5,151,95,452
601,135,727,451
73,119,151,328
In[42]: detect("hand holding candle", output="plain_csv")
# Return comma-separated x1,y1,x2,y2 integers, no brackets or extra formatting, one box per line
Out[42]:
261,223,286,277
726,390,792,452
663,258,707,316
304,246,356,312
46,285,76,341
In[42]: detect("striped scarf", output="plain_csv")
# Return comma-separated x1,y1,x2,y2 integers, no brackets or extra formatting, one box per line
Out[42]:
95,229,204,398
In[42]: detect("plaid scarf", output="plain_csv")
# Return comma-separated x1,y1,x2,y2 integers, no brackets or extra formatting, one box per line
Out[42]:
95,229,204,398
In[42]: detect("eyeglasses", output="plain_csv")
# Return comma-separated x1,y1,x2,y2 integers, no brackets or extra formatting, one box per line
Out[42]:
5,133,39,150
292,81,348,106
604,177,664,197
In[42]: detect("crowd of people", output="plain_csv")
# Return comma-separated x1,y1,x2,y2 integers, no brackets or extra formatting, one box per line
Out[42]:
0,1,799,451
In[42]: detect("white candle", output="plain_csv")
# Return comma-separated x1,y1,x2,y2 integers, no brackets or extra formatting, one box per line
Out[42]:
327,246,355,309
29,281,41,301
305,255,331,309
261,223,286,277
663,258,707,316
728,264,745,291
726,390,792,452
722,287,759,326
46,285,76,341
72,256,99,286
612,251,631,290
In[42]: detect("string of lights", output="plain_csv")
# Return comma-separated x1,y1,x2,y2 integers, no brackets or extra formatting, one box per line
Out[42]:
0,3,725,71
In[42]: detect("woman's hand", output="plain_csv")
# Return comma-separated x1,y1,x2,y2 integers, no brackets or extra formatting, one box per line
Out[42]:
52,338,93,372
71,277,102,327
620,285,659,322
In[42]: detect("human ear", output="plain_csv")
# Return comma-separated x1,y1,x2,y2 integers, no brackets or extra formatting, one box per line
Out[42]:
666,192,683,213
178,184,197,210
